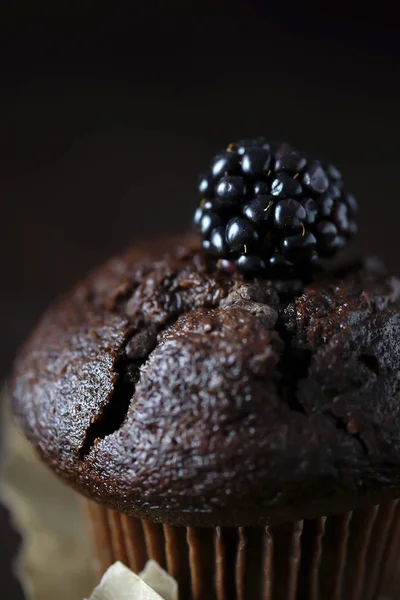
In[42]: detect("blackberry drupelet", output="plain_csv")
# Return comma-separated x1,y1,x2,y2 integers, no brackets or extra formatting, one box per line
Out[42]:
194,138,358,276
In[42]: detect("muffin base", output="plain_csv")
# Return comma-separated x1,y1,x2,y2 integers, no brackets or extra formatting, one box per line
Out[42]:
84,499,400,600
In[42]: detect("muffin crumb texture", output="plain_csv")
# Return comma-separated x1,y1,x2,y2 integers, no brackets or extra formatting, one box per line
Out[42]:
12,235,400,526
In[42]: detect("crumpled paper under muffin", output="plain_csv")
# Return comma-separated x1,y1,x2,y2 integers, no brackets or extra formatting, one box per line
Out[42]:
87,561,177,600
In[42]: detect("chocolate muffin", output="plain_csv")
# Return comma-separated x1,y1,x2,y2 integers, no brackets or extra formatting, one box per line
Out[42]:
12,234,400,600
11,139,400,599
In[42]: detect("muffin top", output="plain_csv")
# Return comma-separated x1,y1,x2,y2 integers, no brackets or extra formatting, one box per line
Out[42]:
12,235,400,526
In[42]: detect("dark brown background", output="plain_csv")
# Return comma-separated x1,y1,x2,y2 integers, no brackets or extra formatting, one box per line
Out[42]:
1,2,400,598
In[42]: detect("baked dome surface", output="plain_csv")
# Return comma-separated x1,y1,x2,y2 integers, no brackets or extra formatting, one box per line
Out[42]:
12,235,400,526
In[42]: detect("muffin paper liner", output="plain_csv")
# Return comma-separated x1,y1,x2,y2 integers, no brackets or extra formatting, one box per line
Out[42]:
84,499,400,600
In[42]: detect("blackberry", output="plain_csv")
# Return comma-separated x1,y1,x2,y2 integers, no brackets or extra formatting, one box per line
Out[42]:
242,195,274,225
302,161,330,194
215,175,247,205
199,211,222,238
237,254,266,274
274,199,307,232
226,217,259,252
303,198,318,224
211,152,240,178
271,173,303,197
282,231,317,264
194,139,358,277
241,147,271,177
275,144,307,173
253,181,269,196
208,226,229,257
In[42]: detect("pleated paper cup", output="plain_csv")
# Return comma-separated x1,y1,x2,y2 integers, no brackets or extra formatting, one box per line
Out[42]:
84,499,400,600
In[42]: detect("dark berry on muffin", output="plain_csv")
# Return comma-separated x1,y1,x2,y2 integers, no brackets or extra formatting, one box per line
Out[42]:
194,139,358,276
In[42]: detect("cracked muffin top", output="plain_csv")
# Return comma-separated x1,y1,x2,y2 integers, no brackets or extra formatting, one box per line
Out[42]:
12,234,400,526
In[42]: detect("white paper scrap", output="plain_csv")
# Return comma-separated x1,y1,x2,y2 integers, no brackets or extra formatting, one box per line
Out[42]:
139,561,178,600
86,561,178,600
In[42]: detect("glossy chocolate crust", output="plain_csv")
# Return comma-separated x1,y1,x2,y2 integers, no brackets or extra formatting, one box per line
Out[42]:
12,235,400,526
